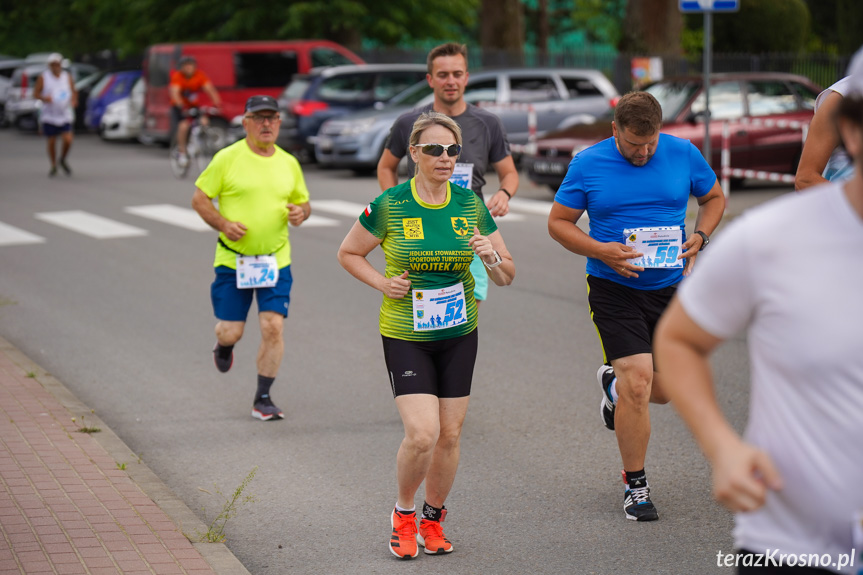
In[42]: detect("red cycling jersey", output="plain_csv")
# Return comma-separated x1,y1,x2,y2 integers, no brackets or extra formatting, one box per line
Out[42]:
170,69,211,109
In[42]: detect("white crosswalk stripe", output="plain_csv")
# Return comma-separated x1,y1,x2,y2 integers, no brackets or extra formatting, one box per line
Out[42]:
508,197,553,215
2,198,552,248
302,214,340,227
34,210,148,239
494,212,526,222
311,199,367,218
124,204,212,231
0,222,45,246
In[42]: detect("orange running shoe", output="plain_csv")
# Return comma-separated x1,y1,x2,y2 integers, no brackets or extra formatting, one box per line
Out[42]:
417,509,453,555
389,508,419,559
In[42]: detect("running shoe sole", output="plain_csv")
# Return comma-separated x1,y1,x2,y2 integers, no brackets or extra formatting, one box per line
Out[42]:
597,365,616,430
212,344,233,373
251,409,283,421
417,534,453,554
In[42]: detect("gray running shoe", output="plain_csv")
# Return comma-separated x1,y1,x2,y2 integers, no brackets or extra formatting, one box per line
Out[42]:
623,473,659,521
597,364,616,430
252,395,283,421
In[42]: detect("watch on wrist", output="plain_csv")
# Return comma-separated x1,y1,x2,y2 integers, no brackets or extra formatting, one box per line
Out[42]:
483,250,503,269
695,230,709,251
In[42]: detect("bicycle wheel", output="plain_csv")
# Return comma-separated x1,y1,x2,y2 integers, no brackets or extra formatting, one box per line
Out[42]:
194,124,228,173
169,144,190,179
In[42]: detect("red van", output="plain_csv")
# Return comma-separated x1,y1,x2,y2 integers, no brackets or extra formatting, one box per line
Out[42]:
140,40,364,144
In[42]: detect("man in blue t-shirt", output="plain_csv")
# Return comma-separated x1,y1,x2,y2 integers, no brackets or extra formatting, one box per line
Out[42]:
548,91,725,522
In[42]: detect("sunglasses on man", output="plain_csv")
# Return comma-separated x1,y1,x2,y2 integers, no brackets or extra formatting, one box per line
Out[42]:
416,143,462,157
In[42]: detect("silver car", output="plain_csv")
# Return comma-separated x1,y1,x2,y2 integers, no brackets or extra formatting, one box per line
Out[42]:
5,62,99,130
314,68,619,172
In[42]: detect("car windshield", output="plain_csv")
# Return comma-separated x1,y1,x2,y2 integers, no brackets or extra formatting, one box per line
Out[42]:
385,80,432,107
285,78,311,100
645,81,699,121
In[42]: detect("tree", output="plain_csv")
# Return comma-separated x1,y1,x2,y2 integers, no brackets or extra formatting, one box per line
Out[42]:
712,0,810,53
480,0,524,65
618,0,683,55
836,0,863,54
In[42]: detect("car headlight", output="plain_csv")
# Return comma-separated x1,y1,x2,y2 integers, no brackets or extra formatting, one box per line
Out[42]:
322,116,377,137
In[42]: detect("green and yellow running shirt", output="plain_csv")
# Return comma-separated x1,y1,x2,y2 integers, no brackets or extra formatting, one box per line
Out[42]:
195,140,310,269
359,179,498,341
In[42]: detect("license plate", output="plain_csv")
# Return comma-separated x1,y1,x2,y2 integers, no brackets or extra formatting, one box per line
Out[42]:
532,161,565,174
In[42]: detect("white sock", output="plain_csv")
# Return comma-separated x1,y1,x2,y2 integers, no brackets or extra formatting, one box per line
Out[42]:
395,503,415,514
609,378,619,403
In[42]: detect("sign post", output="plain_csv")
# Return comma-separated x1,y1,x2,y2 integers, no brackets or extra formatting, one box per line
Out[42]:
679,0,739,167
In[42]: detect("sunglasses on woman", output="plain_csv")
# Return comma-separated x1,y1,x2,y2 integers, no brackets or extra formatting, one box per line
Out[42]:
416,143,462,157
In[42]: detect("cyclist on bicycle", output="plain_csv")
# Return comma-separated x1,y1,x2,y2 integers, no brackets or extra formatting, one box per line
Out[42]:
170,56,222,167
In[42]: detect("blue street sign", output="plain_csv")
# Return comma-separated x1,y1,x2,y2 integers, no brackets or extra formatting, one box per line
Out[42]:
679,0,739,12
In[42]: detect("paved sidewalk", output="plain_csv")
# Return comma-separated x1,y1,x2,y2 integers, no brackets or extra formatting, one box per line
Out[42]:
0,337,250,575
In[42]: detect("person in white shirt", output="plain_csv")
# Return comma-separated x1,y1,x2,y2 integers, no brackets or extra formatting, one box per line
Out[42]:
655,46,863,574
33,53,77,177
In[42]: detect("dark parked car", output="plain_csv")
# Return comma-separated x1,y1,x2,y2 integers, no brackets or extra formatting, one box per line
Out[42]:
314,68,620,171
277,64,428,160
526,72,821,191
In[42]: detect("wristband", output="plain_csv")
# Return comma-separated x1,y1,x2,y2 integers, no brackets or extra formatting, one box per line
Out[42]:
498,188,511,199
483,250,503,269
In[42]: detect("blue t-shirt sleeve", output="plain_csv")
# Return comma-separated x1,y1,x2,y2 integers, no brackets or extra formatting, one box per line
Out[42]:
553,154,587,209
689,142,717,197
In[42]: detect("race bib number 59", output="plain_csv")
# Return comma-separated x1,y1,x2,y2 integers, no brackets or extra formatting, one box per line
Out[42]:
624,227,684,269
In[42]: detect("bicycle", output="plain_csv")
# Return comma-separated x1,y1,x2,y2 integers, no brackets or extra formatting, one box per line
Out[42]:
170,107,227,179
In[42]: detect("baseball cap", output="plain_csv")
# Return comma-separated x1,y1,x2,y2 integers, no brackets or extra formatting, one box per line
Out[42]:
244,95,279,114
47,53,63,64
846,45,863,97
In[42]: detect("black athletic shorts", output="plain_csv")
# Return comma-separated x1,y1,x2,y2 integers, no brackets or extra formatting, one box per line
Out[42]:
586,275,677,363
381,329,478,398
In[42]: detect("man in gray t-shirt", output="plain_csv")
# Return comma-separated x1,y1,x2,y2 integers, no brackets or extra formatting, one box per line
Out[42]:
377,42,519,303
383,102,511,200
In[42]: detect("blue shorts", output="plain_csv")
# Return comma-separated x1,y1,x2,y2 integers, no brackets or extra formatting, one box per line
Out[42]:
43,123,71,136
211,265,293,322
470,254,488,301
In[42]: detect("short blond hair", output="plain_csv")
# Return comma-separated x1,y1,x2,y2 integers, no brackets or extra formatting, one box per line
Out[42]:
408,112,462,175
409,111,462,148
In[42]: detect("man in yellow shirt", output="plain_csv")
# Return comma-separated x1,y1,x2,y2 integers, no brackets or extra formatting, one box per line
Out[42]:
192,95,311,421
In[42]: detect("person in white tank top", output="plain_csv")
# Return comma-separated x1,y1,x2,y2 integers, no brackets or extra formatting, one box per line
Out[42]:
33,53,77,177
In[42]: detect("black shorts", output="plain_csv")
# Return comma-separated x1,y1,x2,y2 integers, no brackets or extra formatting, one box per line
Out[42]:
381,330,478,398
586,275,677,363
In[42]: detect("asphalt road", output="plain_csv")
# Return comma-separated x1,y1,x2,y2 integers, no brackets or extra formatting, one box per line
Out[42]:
0,128,789,574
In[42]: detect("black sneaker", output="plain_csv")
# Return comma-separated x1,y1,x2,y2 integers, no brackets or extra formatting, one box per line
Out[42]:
597,365,616,430
623,472,659,521
252,395,284,421
213,343,233,373
49,166,57,178
59,158,71,175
